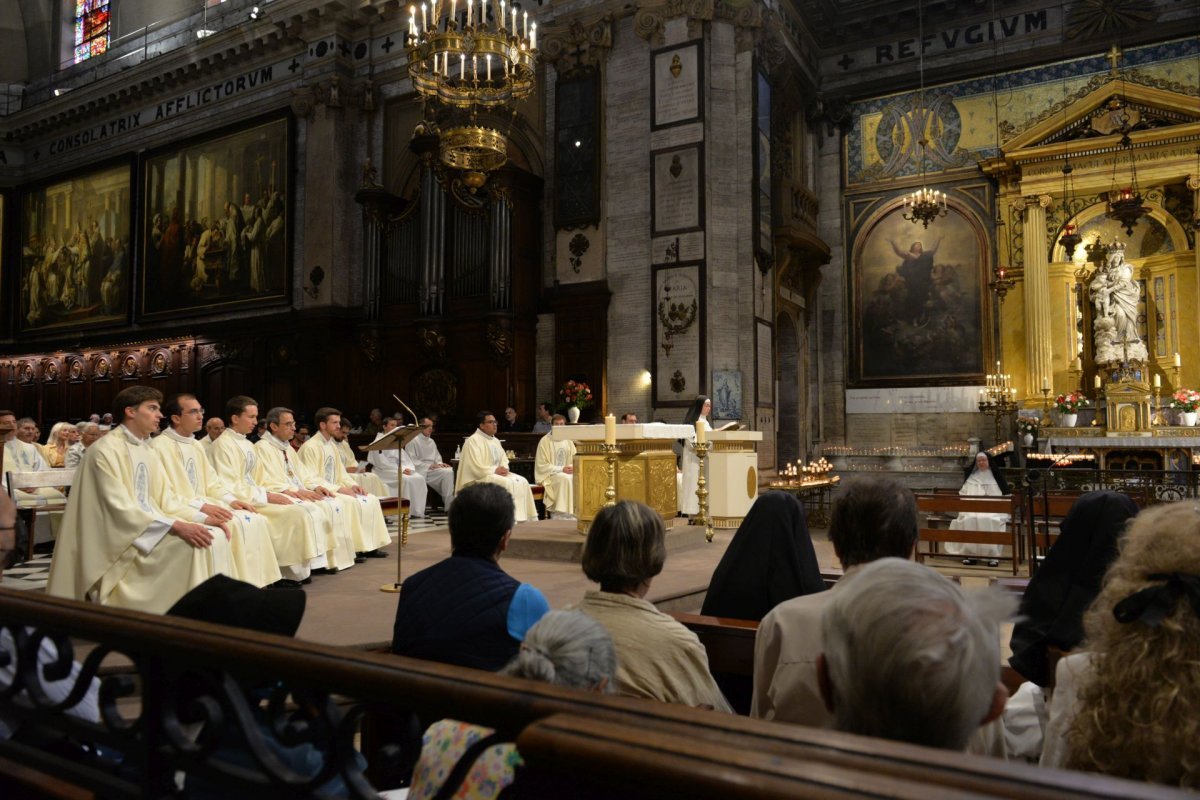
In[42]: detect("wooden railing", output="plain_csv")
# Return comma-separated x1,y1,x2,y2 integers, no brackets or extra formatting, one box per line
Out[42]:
0,590,1190,799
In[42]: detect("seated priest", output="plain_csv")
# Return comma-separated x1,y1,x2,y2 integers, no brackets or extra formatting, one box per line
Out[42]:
297,407,391,557
334,415,390,497
535,414,576,520
45,386,233,614
405,416,455,512
198,416,225,461
209,395,336,584
455,411,538,523
253,407,358,571
0,410,65,543
369,416,427,517
152,393,283,588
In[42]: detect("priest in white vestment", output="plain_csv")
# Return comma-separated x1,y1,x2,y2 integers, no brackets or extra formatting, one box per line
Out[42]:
197,417,225,463
254,407,358,571
152,394,283,588
369,417,426,515
1,412,65,541
209,397,331,583
535,415,576,519
297,408,391,555
45,387,233,614
404,416,455,511
455,411,537,522
944,451,1009,566
679,396,711,516
335,417,390,497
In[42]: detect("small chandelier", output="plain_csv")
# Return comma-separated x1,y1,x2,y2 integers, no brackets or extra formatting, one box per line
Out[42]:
1104,96,1149,236
406,0,537,186
902,138,948,228
1058,159,1083,259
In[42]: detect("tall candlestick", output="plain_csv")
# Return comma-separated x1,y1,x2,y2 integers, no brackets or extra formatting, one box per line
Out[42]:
605,413,616,445
695,418,706,445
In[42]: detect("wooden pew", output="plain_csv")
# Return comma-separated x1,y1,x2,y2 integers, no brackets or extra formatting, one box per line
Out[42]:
0,590,1187,800
914,493,1021,576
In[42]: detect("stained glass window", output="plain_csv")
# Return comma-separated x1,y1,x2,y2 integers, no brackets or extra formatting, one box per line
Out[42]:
73,0,111,64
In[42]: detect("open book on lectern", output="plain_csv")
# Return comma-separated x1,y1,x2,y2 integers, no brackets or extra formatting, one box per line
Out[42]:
359,424,422,453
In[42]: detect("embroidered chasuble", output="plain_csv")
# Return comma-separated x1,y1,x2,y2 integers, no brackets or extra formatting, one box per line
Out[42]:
535,433,576,516
151,428,282,588
209,429,329,574
46,425,232,614
455,428,537,522
296,434,390,553
254,436,357,570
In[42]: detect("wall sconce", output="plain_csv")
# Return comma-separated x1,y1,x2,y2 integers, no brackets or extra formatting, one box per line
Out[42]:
304,265,325,299
640,369,652,388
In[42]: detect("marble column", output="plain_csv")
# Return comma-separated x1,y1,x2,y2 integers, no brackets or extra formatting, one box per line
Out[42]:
1018,194,1053,396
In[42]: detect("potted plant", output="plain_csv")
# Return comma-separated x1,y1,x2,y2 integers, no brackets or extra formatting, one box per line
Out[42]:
1169,388,1200,427
558,380,594,423
1054,392,1088,428
1016,417,1040,446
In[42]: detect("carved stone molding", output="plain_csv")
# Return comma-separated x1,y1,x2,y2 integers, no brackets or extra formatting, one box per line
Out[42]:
634,0,714,44
1013,194,1053,212
806,96,852,137
291,87,316,118
541,17,614,75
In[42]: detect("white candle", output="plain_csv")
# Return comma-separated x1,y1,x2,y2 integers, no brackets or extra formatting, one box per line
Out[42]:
486,53,492,81
1175,352,1182,368
1041,377,1050,393
605,414,616,445
421,2,427,29
1094,374,1102,389
1154,374,1161,388
695,418,706,445
500,0,505,29
472,55,477,81
531,22,536,49
467,0,472,26
512,7,516,32
450,0,456,25
523,9,527,37
460,52,465,80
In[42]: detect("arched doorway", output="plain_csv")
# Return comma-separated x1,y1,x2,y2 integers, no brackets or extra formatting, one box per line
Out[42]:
776,311,800,467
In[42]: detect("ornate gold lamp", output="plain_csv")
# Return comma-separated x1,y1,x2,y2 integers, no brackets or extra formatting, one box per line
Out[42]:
406,0,537,186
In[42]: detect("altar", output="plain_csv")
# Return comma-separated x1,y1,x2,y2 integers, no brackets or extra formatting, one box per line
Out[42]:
554,423,690,533
1041,429,1200,472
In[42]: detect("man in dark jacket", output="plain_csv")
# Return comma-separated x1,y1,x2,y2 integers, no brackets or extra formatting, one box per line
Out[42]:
391,482,549,670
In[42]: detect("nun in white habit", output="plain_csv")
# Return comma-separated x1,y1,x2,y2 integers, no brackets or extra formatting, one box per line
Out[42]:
944,451,1009,566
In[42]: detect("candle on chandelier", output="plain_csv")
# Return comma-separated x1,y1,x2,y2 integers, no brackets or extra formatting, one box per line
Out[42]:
486,53,492,81
460,52,465,80
500,0,505,29
450,0,456,25
421,2,427,29
467,0,472,27
472,55,478,81
523,9,528,37
531,21,536,49
512,6,517,33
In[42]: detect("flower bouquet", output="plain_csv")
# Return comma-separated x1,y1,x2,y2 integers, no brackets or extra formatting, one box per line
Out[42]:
1168,388,1200,412
1016,417,1041,436
559,380,594,411
1054,392,1089,413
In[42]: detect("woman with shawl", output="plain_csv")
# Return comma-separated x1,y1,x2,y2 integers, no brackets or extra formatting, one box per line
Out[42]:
944,451,1010,567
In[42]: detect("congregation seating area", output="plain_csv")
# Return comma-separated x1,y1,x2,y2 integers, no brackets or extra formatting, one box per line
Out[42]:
0,588,1187,800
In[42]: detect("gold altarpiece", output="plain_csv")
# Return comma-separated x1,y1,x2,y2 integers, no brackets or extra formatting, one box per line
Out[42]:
982,79,1200,420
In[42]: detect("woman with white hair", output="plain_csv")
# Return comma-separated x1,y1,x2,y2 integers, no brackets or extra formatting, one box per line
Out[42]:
41,421,76,468
408,610,616,799
65,422,101,469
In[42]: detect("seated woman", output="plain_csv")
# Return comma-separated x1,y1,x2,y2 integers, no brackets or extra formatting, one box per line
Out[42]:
1009,491,1138,687
408,610,616,799
1040,501,1200,787
700,491,825,713
702,491,825,622
574,500,732,712
944,451,1010,567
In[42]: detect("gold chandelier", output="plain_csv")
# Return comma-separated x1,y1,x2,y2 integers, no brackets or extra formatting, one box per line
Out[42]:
406,1,537,185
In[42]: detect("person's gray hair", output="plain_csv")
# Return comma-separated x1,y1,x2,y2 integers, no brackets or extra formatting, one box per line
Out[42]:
265,406,293,427
820,558,1016,751
502,611,616,692
75,421,99,434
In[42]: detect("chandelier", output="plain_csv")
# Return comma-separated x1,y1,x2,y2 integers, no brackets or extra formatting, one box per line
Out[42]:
1058,159,1083,259
406,0,537,186
1103,91,1148,236
902,139,948,228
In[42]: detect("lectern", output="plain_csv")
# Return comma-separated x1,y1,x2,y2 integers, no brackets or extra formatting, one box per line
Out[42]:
361,424,421,592
706,430,763,528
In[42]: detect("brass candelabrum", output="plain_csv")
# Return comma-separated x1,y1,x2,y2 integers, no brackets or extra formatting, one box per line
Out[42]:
1152,381,1166,426
603,443,619,507
978,369,1018,443
1040,387,1053,426
692,441,714,543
